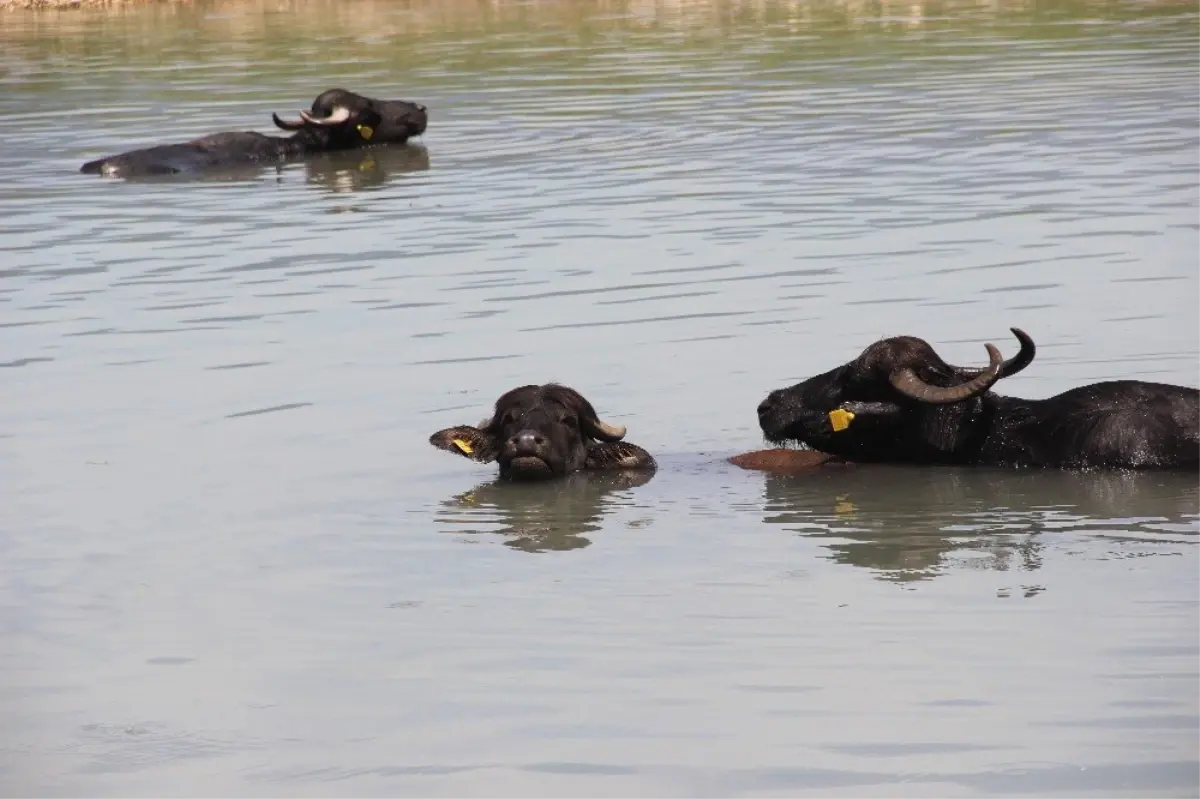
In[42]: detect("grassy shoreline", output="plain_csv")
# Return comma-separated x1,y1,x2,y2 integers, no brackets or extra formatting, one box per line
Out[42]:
3,0,1194,45
5,0,1194,10
2,0,178,7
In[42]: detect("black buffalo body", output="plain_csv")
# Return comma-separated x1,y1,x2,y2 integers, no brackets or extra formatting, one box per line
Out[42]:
80,89,427,178
757,328,1199,471
430,384,656,481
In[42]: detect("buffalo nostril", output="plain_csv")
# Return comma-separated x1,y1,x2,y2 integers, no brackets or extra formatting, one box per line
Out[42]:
416,104,426,112
511,431,543,452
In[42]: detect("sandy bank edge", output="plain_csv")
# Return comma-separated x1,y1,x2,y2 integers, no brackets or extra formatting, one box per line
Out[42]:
2,0,184,8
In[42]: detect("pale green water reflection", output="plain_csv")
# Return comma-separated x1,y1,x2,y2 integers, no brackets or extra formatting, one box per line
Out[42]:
1,0,1197,796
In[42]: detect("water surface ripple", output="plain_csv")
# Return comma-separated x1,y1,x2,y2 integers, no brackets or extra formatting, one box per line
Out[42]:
1,1,1197,796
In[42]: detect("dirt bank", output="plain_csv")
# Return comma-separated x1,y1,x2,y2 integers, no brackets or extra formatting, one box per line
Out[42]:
1,0,181,7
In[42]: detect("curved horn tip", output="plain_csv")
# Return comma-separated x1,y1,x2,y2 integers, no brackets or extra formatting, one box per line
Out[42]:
596,420,627,440
956,329,1035,380
607,423,628,439
1009,327,1033,345
272,112,304,130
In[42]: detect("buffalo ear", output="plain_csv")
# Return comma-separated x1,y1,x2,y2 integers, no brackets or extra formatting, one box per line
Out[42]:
429,426,500,463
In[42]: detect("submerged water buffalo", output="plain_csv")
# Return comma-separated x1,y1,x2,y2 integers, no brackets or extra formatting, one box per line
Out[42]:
756,328,1199,471
80,88,427,178
430,384,656,481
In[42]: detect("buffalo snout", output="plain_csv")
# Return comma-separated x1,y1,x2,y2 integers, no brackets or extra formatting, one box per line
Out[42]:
376,99,428,140
507,430,547,456
757,391,782,420
757,387,806,443
502,427,560,480
505,427,555,467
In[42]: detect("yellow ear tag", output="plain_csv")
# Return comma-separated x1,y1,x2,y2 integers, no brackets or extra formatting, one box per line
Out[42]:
828,408,855,432
356,124,374,141
452,438,474,455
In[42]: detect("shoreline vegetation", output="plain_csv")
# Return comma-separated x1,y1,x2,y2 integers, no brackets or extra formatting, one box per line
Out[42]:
3,0,1194,11
2,0,1194,49
1,0,171,7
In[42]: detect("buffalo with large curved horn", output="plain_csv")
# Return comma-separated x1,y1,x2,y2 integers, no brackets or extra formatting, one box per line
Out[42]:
755,328,1198,470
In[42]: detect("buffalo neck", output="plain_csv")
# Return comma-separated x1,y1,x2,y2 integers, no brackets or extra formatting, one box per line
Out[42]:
955,393,1040,466
256,129,330,159
901,393,1007,465
278,130,323,157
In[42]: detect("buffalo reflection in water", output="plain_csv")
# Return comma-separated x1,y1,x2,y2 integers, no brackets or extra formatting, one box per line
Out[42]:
760,466,1198,585
84,143,430,192
303,144,429,194
434,470,656,553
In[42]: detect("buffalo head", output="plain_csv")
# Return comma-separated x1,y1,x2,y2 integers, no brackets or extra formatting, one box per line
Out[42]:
430,384,656,481
271,88,427,150
756,328,1035,462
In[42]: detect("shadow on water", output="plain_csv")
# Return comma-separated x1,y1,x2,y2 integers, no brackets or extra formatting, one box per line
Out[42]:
433,470,656,553
760,466,1199,584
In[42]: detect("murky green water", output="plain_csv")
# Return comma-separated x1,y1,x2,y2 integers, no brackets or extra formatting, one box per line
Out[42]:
1,0,1198,796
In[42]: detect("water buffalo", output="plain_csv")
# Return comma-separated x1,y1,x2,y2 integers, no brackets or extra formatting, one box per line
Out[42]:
80,88,427,178
430,384,656,481
756,328,1199,471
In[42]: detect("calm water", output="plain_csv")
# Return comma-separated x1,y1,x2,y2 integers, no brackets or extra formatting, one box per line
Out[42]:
2,0,1198,795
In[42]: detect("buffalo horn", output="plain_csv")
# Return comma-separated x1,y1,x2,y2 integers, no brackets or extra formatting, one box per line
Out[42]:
890,343,1005,404
272,113,306,131
299,106,353,126
954,327,1036,380
585,417,627,442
